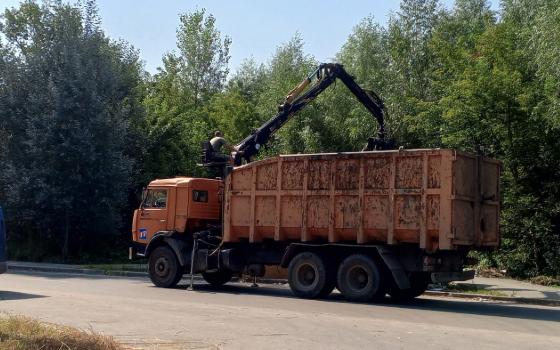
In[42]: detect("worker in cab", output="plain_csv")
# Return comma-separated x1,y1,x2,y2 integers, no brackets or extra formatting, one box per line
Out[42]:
210,130,235,163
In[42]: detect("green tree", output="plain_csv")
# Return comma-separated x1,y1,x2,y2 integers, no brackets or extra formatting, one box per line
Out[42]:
143,9,231,180
425,0,560,276
175,8,231,109
0,0,145,260
329,16,395,151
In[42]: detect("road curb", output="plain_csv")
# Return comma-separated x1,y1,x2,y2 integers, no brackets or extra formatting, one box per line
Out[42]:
7,263,148,278
424,290,560,307
8,264,107,276
7,263,290,284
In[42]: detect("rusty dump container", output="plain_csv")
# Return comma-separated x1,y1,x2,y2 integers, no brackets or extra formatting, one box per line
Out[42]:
223,149,500,251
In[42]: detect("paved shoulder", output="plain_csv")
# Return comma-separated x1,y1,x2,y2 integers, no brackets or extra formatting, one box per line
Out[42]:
1,272,559,349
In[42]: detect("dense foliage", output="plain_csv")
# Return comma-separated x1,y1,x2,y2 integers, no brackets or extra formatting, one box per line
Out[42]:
0,0,145,260
0,0,558,277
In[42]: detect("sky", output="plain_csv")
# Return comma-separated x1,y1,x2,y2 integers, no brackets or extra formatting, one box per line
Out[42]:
0,0,499,74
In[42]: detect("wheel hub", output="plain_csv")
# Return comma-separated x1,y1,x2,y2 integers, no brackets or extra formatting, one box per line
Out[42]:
154,257,170,277
297,263,317,287
348,266,369,291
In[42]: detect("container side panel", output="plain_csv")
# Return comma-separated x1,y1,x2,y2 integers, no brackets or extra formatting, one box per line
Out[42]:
439,151,454,250
427,195,440,231
223,177,232,242
396,156,423,189
364,157,391,189
335,196,359,241
363,195,389,242
230,196,251,241
308,160,331,190
223,149,500,250
281,161,304,190
232,168,252,191
307,195,330,238
256,163,277,190
427,195,440,249
454,156,475,197
280,196,303,239
428,155,441,188
482,161,499,201
453,200,474,243
254,196,276,240
394,195,421,243
335,160,359,190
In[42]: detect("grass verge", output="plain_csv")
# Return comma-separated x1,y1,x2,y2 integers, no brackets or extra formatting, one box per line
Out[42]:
0,315,124,350
84,264,147,273
529,275,560,288
445,283,508,297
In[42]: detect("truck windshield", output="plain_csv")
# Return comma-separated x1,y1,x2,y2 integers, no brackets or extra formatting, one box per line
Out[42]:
142,189,167,208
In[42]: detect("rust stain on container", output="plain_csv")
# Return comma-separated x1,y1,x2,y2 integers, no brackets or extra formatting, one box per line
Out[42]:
308,160,331,190
364,158,391,189
256,163,277,190
222,149,500,252
281,161,304,190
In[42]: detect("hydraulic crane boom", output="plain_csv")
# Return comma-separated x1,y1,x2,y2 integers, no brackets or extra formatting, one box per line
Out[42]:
232,63,392,166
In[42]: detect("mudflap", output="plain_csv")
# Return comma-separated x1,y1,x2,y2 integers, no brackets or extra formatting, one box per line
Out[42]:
377,247,411,290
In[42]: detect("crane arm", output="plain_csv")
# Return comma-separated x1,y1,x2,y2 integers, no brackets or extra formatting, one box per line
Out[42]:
232,63,392,166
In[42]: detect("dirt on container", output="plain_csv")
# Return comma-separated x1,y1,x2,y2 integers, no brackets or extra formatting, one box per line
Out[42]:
223,149,500,252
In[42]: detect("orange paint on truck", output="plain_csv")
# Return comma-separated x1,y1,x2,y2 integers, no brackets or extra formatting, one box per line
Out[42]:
133,178,222,243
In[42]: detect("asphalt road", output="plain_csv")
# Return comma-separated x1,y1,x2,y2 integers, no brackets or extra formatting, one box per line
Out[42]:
1,272,559,350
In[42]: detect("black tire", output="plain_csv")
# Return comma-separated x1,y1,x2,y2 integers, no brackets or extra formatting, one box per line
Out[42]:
318,271,337,298
202,270,233,287
337,254,386,302
389,273,430,301
288,252,330,299
148,246,183,288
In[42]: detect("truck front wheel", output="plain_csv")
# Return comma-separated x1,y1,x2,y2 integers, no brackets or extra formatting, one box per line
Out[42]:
148,246,183,288
202,270,233,287
337,254,386,302
288,252,331,299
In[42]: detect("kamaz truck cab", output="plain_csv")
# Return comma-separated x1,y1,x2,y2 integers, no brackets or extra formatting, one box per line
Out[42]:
131,177,222,287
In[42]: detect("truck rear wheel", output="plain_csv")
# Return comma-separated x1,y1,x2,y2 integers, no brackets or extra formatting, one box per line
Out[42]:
148,246,183,288
337,254,386,302
288,252,331,299
202,270,233,287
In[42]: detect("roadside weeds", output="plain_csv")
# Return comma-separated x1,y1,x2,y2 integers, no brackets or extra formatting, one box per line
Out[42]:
0,315,124,350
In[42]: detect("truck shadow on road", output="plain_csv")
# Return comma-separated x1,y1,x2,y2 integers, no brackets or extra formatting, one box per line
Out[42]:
381,298,560,322
0,290,47,301
179,282,560,323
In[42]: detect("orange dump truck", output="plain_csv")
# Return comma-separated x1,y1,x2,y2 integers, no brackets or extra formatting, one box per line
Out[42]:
131,148,500,302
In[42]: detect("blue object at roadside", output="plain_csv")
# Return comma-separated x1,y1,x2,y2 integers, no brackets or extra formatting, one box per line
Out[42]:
0,207,6,274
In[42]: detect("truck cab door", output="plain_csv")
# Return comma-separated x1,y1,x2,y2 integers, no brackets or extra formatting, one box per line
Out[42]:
136,187,171,243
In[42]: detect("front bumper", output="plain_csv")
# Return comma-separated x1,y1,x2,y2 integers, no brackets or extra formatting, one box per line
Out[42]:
431,270,475,283
129,242,147,259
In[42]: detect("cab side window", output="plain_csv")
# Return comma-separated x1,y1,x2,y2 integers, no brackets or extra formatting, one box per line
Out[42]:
143,189,167,208
192,190,208,203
